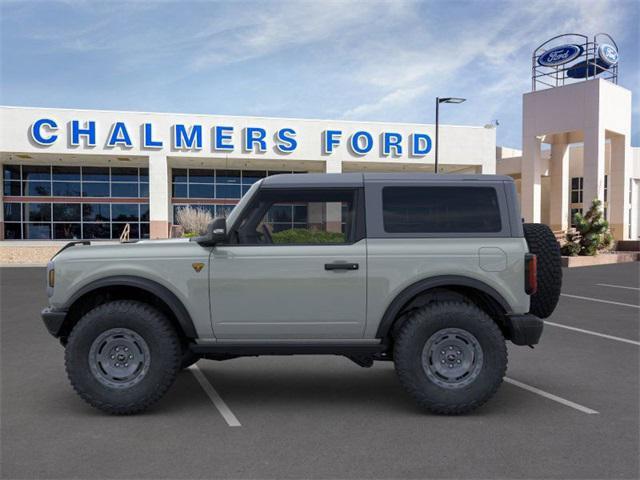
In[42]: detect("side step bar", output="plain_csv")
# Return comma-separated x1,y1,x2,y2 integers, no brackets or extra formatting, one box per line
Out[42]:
190,342,386,357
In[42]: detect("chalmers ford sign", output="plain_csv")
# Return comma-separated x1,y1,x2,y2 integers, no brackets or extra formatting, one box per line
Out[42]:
29,118,434,157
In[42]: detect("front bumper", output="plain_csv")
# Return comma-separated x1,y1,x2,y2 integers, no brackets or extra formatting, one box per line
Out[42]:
41,307,68,337
506,313,543,346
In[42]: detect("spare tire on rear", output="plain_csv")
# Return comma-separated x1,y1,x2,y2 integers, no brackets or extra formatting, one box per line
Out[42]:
523,223,562,318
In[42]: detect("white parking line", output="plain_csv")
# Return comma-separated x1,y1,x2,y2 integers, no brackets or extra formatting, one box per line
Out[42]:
188,364,241,427
596,283,640,291
544,321,640,346
561,293,640,309
504,377,599,415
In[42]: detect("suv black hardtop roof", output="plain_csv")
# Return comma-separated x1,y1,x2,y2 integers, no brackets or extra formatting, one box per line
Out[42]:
261,172,514,188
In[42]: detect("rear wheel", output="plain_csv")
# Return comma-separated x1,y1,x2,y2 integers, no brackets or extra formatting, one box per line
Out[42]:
394,301,507,414
65,300,181,415
523,223,562,318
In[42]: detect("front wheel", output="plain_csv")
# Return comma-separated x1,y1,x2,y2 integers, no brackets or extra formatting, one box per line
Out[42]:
65,300,182,415
393,301,507,415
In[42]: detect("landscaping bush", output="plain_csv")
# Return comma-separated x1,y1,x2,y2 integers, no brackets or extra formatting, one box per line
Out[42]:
176,206,213,236
271,228,345,244
561,199,614,256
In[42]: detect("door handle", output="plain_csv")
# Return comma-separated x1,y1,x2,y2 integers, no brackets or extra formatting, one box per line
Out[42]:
325,262,359,271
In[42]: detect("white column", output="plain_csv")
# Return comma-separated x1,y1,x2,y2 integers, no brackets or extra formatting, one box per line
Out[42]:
549,137,570,231
582,126,606,211
324,158,343,231
325,158,342,174
521,135,542,222
148,153,170,239
609,134,631,240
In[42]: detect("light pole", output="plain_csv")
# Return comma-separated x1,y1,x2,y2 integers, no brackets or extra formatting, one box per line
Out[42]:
435,97,466,173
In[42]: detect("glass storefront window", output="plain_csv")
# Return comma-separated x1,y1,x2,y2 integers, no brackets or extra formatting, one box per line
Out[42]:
2,165,150,240
52,182,81,196
111,183,138,197
52,166,80,181
83,203,110,221
82,182,110,197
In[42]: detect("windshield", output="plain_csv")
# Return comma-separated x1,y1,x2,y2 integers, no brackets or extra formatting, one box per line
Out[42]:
225,179,262,229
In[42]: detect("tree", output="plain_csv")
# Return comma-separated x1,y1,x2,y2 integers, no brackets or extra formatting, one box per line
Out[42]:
561,199,614,256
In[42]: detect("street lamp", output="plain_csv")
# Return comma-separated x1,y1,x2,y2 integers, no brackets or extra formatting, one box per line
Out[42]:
435,97,466,173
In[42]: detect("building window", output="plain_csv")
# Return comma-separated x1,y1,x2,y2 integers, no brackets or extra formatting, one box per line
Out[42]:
170,168,304,224
570,177,583,203
2,164,149,240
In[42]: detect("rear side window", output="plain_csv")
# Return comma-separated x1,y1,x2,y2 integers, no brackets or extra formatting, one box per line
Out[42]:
382,186,502,233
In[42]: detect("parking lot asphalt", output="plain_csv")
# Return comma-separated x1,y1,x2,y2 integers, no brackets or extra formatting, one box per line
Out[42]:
1,263,639,479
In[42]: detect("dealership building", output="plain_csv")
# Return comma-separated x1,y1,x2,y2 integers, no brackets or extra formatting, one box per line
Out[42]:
0,34,638,244
0,107,496,241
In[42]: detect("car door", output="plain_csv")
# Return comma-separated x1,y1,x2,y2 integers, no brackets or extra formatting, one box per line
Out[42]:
209,186,367,339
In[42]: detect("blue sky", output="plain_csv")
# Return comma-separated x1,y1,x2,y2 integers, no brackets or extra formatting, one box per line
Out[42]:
1,0,638,148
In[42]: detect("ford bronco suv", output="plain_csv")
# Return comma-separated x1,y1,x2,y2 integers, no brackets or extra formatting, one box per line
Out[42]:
42,173,561,415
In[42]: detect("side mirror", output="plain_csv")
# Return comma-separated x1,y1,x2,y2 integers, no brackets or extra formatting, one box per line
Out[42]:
196,217,227,246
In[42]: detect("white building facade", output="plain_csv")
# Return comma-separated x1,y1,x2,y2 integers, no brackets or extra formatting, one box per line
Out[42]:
0,106,496,241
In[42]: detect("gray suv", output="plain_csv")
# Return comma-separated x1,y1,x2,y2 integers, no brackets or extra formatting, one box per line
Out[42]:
42,173,562,415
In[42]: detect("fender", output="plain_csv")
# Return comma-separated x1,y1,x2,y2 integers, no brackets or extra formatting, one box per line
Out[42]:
64,275,197,338
375,275,511,339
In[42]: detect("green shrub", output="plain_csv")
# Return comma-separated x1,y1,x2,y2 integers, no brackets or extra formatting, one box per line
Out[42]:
271,228,345,244
560,199,614,256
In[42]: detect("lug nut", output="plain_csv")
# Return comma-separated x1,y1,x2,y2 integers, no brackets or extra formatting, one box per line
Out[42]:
124,363,128,367
111,355,115,359
441,359,445,364
124,347,128,352
115,363,120,367
449,364,453,368
129,355,133,359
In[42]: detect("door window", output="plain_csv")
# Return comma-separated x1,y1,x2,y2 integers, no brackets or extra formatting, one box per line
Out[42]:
234,189,361,245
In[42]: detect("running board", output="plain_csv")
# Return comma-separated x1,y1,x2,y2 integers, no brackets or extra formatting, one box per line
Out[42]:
190,342,386,357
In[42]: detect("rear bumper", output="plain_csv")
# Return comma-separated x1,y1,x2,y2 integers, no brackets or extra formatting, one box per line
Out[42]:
41,307,68,337
506,313,543,346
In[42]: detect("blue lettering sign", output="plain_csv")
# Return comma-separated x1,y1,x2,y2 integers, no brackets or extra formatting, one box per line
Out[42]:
275,128,297,153
214,126,234,151
107,122,133,147
350,131,373,155
244,127,267,152
173,124,203,149
323,130,342,154
382,132,403,156
71,120,96,147
411,133,432,156
30,118,58,145
143,123,163,148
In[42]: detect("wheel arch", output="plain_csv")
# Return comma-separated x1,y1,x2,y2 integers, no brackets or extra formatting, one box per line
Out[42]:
375,275,511,341
60,276,197,342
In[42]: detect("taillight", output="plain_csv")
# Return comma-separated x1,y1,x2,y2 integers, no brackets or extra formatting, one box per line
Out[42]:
525,253,537,295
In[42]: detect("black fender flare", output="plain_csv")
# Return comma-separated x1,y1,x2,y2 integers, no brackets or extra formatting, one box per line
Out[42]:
375,275,511,339
64,275,197,338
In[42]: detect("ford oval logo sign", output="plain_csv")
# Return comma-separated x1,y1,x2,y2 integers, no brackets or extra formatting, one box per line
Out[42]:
538,44,583,67
598,44,618,67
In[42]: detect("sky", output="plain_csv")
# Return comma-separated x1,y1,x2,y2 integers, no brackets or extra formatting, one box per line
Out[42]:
1,0,638,149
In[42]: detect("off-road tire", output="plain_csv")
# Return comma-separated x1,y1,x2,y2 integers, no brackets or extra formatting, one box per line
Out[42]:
523,223,562,318
65,300,181,415
394,301,507,415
